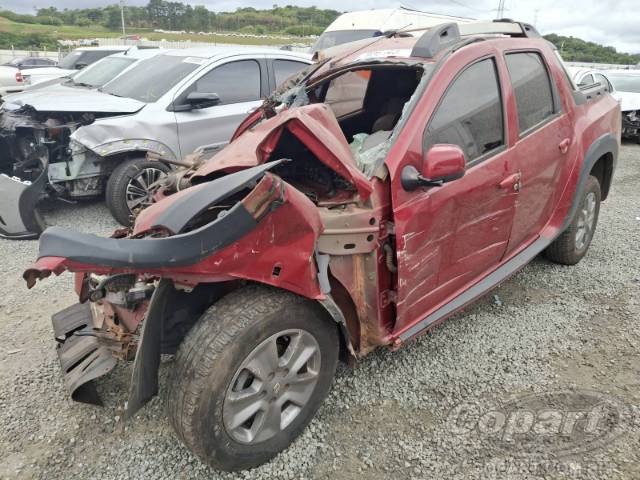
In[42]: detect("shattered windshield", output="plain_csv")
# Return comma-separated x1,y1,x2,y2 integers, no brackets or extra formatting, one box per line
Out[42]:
607,74,640,94
70,57,136,88
100,54,201,103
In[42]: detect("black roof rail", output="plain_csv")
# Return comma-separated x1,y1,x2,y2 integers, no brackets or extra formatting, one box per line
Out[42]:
410,20,542,58
411,23,461,58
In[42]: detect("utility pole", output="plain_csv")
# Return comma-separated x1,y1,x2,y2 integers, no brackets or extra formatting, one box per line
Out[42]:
120,0,126,37
496,0,506,19
533,8,540,28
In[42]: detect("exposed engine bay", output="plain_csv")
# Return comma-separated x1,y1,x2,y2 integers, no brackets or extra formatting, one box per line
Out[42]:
0,104,97,182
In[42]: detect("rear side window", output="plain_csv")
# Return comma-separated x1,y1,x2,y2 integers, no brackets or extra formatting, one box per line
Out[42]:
505,52,555,133
195,60,261,105
424,58,504,164
273,59,308,87
324,70,371,118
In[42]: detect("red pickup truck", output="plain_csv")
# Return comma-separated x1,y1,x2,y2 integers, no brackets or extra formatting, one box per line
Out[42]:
24,21,619,471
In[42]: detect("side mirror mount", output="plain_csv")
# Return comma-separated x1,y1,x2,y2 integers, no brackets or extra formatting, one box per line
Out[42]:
401,144,466,191
75,62,88,70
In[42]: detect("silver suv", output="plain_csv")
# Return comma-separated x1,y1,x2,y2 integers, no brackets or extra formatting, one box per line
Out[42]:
0,47,311,227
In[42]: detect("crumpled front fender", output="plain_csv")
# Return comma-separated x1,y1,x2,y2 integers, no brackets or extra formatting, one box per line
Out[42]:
25,162,326,299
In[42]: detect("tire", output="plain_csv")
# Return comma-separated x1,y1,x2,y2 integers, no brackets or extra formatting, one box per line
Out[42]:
544,175,601,265
165,284,339,471
105,157,171,226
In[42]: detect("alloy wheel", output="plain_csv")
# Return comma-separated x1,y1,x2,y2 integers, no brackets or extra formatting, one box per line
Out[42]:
575,191,597,250
125,167,167,213
222,329,321,444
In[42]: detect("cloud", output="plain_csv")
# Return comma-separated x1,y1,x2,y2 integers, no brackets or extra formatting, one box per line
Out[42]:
5,0,640,53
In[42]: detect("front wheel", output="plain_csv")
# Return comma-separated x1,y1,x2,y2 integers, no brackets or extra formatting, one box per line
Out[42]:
165,285,339,471
105,157,171,226
544,175,601,265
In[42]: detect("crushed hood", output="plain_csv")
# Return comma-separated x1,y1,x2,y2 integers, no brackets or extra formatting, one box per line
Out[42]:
192,103,373,200
2,88,145,114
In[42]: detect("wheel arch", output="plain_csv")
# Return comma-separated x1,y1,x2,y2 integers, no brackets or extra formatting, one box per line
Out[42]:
125,279,356,418
560,133,618,233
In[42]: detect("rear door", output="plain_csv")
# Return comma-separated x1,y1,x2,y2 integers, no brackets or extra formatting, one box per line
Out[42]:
173,56,267,158
502,51,574,255
391,54,519,332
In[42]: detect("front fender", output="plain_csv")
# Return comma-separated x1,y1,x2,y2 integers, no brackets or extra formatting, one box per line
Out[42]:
84,138,178,162
25,162,325,300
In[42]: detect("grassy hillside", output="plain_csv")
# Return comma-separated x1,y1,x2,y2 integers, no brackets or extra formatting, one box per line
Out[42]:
0,16,308,50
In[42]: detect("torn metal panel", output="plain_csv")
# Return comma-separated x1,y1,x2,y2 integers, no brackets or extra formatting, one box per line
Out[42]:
192,103,373,201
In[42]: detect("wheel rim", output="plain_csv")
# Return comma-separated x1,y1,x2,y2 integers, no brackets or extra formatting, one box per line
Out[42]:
223,329,321,445
575,191,597,250
125,167,167,213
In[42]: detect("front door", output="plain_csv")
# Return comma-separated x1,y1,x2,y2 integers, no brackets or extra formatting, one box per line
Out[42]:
173,58,265,158
392,57,519,333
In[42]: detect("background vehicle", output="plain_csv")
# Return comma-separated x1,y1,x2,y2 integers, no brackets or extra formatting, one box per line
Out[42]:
0,47,312,230
0,65,25,96
4,57,57,69
22,46,131,87
24,21,619,470
19,48,165,92
603,70,640,141
311,6,473,52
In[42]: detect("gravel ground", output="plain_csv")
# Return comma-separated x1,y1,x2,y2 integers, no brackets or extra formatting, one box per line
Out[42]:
0,144,639,480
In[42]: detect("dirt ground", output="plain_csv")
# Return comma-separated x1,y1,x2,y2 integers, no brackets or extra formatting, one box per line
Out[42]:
0,144,638,480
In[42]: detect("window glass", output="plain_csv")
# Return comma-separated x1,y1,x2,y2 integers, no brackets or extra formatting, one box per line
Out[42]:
102,54,200,103
193,60,261,105
579,74,594,86
424,59,504,164
595,73,612,92
505,52,555,133
73,57,135,87
312,30,380,52
274,59,308,87
324,69,371,118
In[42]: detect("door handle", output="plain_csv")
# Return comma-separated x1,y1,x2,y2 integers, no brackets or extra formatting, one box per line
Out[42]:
499,173,521,192
558,138,571,154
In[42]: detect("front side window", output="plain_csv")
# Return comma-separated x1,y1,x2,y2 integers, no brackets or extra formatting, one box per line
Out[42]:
193,60,261,105
505,52,555,133
424,58,504,164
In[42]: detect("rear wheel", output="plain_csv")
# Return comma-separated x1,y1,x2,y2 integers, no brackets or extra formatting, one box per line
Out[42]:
165,285,339,471
105,157,170,226
544,175,601,265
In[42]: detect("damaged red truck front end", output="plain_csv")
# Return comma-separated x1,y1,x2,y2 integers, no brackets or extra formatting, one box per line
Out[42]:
23,21,620,472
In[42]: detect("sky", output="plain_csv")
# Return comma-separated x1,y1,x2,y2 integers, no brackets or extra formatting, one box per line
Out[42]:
7,0,640,53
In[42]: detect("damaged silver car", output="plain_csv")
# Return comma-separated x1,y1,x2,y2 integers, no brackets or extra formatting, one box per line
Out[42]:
0,48,311,238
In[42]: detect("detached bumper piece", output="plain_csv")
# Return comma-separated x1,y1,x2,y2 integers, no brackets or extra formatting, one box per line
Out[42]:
52,303,117,405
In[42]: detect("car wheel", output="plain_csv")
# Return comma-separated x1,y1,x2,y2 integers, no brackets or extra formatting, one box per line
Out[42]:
105,157,171,227
165,284,339,471
544,175,601,265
